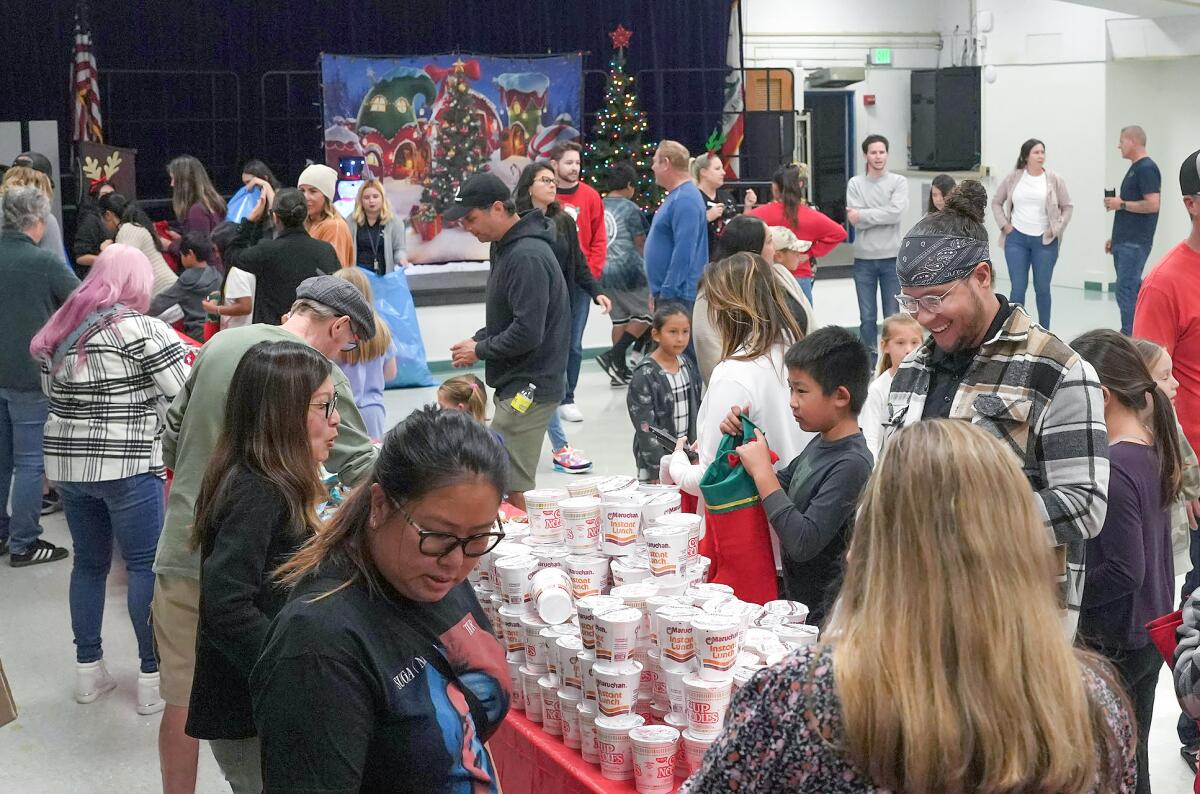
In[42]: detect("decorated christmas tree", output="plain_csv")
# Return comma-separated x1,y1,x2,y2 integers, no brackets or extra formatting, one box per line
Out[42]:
421,59,490,223
584,25,659,210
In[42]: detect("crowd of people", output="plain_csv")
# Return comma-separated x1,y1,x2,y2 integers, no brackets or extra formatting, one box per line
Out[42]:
0,128,1198,794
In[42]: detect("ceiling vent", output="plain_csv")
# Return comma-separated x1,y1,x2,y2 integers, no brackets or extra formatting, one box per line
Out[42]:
806,67,866,88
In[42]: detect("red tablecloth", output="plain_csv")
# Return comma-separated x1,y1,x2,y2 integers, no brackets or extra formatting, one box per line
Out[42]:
491,711,640,794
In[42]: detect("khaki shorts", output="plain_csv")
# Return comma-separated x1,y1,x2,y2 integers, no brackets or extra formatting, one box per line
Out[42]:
151,574,200,707
491,394,557,493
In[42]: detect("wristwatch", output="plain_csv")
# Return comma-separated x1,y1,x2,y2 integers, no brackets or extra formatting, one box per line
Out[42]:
1120,201,1127,211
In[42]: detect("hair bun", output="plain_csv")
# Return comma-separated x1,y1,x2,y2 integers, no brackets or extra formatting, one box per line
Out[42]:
944,180,987,224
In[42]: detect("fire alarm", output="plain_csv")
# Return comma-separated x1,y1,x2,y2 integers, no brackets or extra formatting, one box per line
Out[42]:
863,94,877,107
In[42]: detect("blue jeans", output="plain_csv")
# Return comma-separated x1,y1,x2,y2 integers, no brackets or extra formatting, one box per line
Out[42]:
58,473,164,672
547,410,568,451
852,258,899,349
1113,241,1153,335
563,286,591,405
0,388,49,555
1005,230,1060,329
795,276,814,306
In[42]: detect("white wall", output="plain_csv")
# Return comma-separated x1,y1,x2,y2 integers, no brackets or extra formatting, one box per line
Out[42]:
418,302,615,369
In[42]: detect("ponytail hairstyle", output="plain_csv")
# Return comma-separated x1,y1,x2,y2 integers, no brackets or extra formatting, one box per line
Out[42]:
876,313,924,376
275,405,509,598
1071,329,1183,508
438,374,489,423
771,163,810,227
1016,138,1046,171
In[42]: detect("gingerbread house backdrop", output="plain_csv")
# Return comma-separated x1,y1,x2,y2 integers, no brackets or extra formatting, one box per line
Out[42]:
320,53,583,264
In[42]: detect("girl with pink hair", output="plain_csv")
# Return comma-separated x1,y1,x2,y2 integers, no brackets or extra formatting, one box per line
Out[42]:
31,243,191,714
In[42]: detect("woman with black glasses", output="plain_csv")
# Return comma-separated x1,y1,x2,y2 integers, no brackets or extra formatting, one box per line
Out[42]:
185,340,340,793
252,405,511,793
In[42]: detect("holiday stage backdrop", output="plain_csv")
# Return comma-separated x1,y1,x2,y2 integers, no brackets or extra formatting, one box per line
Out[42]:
320,53,583,264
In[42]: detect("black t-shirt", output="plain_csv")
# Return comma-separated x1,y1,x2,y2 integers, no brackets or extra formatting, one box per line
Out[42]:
922,295,1014,419
702,188,737,255
355,220,385,273
1112,156,1161,246
251,569,511,793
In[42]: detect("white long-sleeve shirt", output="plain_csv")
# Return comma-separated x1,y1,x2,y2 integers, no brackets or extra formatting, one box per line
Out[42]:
859,369,894,461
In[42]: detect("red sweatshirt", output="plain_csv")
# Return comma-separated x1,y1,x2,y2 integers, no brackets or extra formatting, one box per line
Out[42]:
751,202,847,278
556,182,608,279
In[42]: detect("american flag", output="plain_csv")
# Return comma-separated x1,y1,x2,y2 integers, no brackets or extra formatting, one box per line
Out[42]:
71,1,103,143
719,0,743,179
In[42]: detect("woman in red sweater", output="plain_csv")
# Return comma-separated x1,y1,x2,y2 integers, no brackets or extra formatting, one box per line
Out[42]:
746,163,847,303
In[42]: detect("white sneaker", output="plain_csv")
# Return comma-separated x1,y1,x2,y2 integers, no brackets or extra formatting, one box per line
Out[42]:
75,660,117,704
137,671,165,715
559,404,584,423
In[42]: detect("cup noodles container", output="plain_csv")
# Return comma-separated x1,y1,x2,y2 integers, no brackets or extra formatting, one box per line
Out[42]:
497,604,528,660
610,582,659,647
708,599,763,645
742,627,787,663
733,665,765,692
475,587,498,629
611,557,653,587
529,567,574,625
633,646,656,700
487,540,528,587
638,482,679,497
566,554,610,600
593,659,643,718
520,613,550,672
763,599,810,624
683,673,733,739
647,649,669,710
661,665,690,714
579,649,599,702
657,606,699,673
644,596,678,648
774,623,820,647
642,524,690,578
506,658,525,712
531,545,571,574
577,595,625,651
595,607,642,663
578,701,601,763
558,687,583,748
538,675,563,736
520,665,544,722
597,475,638,494
629,725,680,794
524,488,567,543
495,554,537,607
685,582,734,607
664,709,689,732
595,713,646,780
601,498,644,556
652,574,686,596
640,492,682,530
501,517,529,540
556,634,585,691
680,729,717,778
649,512,704,566
693,614,742,680
751,612,790,629
559,496,602,552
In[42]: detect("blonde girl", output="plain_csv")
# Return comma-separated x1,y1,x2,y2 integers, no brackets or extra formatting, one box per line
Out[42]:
437,374,488,424
859,313,924,458
333,267,396,440
347,178,408,274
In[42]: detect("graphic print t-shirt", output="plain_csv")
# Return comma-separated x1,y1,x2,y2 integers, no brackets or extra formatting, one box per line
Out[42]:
251,571,510,793
601,195,649,291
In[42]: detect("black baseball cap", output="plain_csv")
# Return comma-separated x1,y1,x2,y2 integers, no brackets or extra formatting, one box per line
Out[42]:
13,151,54,186
442,173,510,221
1182,149,1200,197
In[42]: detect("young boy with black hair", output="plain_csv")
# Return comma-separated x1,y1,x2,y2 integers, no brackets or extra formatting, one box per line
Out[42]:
722,326,874,624
149,231,222,341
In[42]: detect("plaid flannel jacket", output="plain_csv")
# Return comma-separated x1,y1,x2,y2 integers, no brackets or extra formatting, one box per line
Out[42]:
883,306,1109,635
1176,592,1200,721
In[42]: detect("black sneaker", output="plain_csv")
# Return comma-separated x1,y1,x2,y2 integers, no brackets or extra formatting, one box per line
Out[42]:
1182,742,1199,773
9,539,69,567
595,350,622,382
41,489,62,516
608,372,630,388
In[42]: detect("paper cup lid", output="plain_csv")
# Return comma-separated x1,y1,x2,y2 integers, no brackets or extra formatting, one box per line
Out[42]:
664,711,689,730
538,674,559,687
683,672,731,689
537,589,574,625
611,582,658,599
682,729,717,745
525,488,568,500
557,687,582,702
593,659,643,677
556,634,584,651
643,524,689,539
578,594,624,610
598,606,643,626
595,713,645,731
629,725,680,745
496,554,536,569
519,613,548,628
578,700,597,717
560,496,601,508
691,614,740,632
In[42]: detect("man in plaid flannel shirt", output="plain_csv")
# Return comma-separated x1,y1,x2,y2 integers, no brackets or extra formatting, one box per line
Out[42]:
881,182,1109,639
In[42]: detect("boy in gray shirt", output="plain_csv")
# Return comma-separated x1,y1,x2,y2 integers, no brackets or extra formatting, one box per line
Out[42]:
847,134,909,350
722,327,874,626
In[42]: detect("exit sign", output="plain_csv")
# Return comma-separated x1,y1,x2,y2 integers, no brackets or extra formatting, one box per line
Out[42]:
869,48,892,66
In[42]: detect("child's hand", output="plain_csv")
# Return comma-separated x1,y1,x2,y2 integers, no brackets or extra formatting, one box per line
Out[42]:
735,429,773,475
201,299,219,315
719,404,751,437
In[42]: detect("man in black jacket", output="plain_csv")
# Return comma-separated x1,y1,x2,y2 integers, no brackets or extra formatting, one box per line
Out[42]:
449,174,569,510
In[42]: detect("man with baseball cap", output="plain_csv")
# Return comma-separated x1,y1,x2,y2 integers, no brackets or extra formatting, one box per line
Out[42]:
150,274,377,791
447,172,570,511
883,180,1108,640
3,151,68,266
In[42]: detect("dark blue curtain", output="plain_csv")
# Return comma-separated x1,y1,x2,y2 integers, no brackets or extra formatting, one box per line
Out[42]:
2,0,731,198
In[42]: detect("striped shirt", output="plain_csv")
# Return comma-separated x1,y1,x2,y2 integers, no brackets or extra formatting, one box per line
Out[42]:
883,305,1110,636
41,312,190,482
665,365,694,443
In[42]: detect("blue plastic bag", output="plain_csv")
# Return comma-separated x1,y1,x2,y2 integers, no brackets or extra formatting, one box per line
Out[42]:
362,268,435,388
225,185,262,223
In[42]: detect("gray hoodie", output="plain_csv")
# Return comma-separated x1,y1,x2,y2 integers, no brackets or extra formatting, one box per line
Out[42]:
846,172,909,259
148,264,223,341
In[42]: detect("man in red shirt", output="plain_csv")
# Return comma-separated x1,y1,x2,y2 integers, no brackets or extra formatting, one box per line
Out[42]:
1133,148,1200,766
551,141,608,422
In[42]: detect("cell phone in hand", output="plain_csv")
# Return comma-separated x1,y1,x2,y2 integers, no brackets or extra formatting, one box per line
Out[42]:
1104,188,1116,198
641,422,699,463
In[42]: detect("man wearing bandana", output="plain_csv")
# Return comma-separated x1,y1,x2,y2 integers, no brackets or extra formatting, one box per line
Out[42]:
882,180,1110,639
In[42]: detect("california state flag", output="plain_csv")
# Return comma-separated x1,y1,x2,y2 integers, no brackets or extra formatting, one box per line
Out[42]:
720,1,744,179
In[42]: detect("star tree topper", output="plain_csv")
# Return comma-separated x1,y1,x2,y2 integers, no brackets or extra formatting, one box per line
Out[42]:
609,24,633,50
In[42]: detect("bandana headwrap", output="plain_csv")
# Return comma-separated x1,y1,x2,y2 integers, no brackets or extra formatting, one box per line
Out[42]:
896,233,990,287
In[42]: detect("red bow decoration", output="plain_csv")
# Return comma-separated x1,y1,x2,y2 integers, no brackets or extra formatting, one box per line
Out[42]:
725,443,780,469
87,176,110,193
426,58,482,85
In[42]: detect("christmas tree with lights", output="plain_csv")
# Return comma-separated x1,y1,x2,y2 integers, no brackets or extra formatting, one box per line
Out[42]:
584,25,659,209
422,59,489,222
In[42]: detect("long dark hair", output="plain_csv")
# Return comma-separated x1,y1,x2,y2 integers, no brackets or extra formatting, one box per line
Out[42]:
926,174,957,214
513,161,560,216
1016,139,1045,171
715,214,770,259
909,180,989,244
167,154,226,219
771,163,809,227
1070,329,1183,508
190,341,329,552
100,193,164,253
276,405,509,597
241,158,281,190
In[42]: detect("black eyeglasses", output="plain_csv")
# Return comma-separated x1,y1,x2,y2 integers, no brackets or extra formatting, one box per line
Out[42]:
396,504,506,558
534,177,557,186
310,391,339,420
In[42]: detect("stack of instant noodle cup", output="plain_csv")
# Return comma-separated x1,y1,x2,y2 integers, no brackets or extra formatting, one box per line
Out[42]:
469,476,820,791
